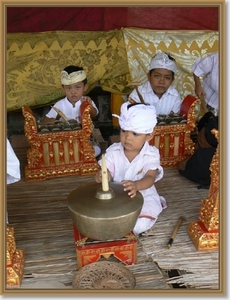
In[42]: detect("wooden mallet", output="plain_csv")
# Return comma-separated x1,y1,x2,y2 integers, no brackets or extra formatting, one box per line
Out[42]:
167,216,185,249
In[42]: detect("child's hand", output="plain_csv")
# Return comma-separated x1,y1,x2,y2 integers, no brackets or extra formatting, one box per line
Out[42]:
95,170,102,183
95,169,112,183
82,96,92,105
195,85,205,99
121,180,137,198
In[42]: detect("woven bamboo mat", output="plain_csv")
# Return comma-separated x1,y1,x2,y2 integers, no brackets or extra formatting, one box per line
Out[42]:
7,173,170,290
138,167,219,289
6,165,219,290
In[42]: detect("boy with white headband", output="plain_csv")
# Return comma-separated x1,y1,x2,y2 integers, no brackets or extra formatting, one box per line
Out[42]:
43,65,101,157
128,52,182,115
95,102,167,236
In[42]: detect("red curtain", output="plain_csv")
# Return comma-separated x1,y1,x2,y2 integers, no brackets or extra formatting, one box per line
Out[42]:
7,6,218,33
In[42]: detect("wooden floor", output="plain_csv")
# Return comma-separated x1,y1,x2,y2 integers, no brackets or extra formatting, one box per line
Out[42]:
5,146,220,295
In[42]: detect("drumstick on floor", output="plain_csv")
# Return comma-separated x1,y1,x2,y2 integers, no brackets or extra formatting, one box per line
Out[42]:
167,216,185,249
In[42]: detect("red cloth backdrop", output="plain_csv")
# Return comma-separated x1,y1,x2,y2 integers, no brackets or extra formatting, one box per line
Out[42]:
7,6,218,33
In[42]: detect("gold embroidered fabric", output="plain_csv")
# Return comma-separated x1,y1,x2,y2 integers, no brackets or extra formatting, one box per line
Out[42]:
122,28,219,100
7,28,218,112
6,30,131,112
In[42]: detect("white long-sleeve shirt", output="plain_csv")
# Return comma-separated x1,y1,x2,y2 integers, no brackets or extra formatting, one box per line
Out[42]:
192,52,219,110
46,96,99,122
98,142,166,220
7,139,21,184
129,81,182,115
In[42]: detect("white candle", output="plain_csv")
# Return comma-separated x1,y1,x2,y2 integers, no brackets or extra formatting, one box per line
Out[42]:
101,154,109,191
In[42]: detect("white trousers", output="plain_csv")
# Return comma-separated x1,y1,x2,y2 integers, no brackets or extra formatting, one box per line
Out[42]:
133,217,157,235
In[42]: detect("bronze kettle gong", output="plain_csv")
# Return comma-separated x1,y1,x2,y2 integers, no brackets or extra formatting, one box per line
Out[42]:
67,155,143,241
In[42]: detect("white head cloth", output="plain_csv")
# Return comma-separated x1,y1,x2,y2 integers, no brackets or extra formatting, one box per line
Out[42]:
61,70,87,85
149,52,177,73
113,102,157,134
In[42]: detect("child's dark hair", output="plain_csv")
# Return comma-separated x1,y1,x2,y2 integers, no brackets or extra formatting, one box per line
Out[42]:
149,52,176,79
63,65,87,84
127,102,150,110
165,52,175,62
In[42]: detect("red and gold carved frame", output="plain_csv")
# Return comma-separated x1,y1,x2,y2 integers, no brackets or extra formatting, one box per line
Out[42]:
22,102,99,181
149,95,199,167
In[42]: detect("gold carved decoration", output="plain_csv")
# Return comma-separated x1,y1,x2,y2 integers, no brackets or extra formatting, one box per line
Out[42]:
188,129,219,250
6,226,25,288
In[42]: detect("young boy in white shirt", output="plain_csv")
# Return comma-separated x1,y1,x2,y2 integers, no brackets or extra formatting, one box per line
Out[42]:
43,65,101,157
95,102,167,235
128,52,182,115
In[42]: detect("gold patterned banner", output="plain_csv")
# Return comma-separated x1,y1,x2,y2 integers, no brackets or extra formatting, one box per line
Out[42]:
7,29,219,112
122,28,219,100
6,30,131,112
